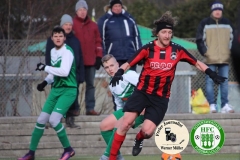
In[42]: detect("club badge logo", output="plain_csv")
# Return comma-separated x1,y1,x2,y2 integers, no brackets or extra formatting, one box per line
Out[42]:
190,119,225,155
154,120,189,154
170,52,177,60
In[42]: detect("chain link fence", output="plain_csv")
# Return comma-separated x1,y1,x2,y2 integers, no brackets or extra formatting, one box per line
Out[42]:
0,37,239,117
186,38,240,113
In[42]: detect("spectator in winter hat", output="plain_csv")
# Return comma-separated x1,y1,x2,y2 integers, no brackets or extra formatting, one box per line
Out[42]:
196,0,234,113
73,0,103,115
97,0,142,111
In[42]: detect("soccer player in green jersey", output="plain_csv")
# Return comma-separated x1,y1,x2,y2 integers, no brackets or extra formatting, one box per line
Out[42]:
18,27,77,160
99,54,144,160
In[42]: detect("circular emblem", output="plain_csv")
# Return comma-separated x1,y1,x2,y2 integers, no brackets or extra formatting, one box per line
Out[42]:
154,120,189,154
170,52,177,60
190,119,225,155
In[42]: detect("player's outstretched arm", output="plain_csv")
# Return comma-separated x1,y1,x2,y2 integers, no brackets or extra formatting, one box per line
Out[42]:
109,62,131,87
194,60,227,84
120,62,131,71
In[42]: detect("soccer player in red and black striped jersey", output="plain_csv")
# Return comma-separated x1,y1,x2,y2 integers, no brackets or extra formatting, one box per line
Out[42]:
108,11,226,160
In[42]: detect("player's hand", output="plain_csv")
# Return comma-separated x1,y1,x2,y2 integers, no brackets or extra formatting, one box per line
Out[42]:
37,81,48,91
109,68,124,87
205,68,227,84
36,62,46,71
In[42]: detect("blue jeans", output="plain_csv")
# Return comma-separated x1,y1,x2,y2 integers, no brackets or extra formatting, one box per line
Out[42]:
84,66,96,112
206,64,229,108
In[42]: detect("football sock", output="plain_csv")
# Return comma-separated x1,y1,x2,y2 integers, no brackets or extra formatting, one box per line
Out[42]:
29,123,45,151
28,150,35,156
104,128,121,157
136,129,145,140
64,146,73,152
110,132,126,160
101,130,113,144
132,115,144,129
54,122,70,148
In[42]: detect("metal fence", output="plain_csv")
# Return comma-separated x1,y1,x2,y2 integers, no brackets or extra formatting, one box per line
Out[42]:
0,38,239,117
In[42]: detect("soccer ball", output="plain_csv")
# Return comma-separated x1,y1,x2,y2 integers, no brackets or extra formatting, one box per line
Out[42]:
161,152,182,160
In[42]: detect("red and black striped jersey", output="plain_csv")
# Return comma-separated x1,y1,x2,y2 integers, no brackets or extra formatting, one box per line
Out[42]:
127,40,197,98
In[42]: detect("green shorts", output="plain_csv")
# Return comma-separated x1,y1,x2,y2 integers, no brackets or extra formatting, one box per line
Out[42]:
112,109,124,120
42,87,77,115
112,109,144,128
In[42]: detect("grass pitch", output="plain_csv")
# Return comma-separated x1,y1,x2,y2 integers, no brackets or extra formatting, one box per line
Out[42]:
4,154,240,160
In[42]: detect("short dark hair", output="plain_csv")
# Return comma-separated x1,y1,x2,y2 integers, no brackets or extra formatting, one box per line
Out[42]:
51,27,66,37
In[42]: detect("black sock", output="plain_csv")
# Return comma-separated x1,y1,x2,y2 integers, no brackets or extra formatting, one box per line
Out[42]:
64,146,73,152
28,150,35,156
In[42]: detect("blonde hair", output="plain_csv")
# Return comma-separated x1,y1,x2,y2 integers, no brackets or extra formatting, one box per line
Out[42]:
101,54,116,63
152,11,179,37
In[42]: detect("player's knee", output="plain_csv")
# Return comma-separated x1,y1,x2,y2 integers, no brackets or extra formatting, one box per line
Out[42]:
121,120,133,131
49,117,60,128
49,112,62,128
37,112,50,125
141,128,153,139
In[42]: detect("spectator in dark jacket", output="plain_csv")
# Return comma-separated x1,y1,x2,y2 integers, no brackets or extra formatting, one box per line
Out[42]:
45,14,84,128
98,0,142,111
73,0,103,115
97,0,142,71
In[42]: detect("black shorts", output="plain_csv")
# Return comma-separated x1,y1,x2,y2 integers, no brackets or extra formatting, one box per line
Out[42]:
123,89,169,126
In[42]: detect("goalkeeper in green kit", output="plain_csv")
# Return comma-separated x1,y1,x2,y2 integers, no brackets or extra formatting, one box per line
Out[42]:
18,27,77,160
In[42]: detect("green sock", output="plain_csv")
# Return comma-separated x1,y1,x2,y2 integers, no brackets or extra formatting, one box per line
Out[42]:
132,115,144,129
104,128,121,157
101,130,113,144
29,123,45,151
54,122,70,148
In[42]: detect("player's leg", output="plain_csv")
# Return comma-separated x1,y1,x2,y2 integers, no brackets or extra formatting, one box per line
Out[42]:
132,110,145,129
50,87,77,160
110,90,146,160
132,96,169,156
100,109,124,160
109,112,138,160
18,89,58,160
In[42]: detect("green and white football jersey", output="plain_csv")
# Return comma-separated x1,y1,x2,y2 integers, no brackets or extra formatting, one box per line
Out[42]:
44,44,77,88
109,70,139,110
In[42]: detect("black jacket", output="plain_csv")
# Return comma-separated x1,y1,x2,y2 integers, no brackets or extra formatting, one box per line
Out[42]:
45,31,84,83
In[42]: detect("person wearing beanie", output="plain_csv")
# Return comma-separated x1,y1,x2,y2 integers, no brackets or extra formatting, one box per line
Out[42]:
108,11,226,160
98,0,142,71
196,0,234,113
44,13,85,131
73,0,103,116
98,0,142,114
